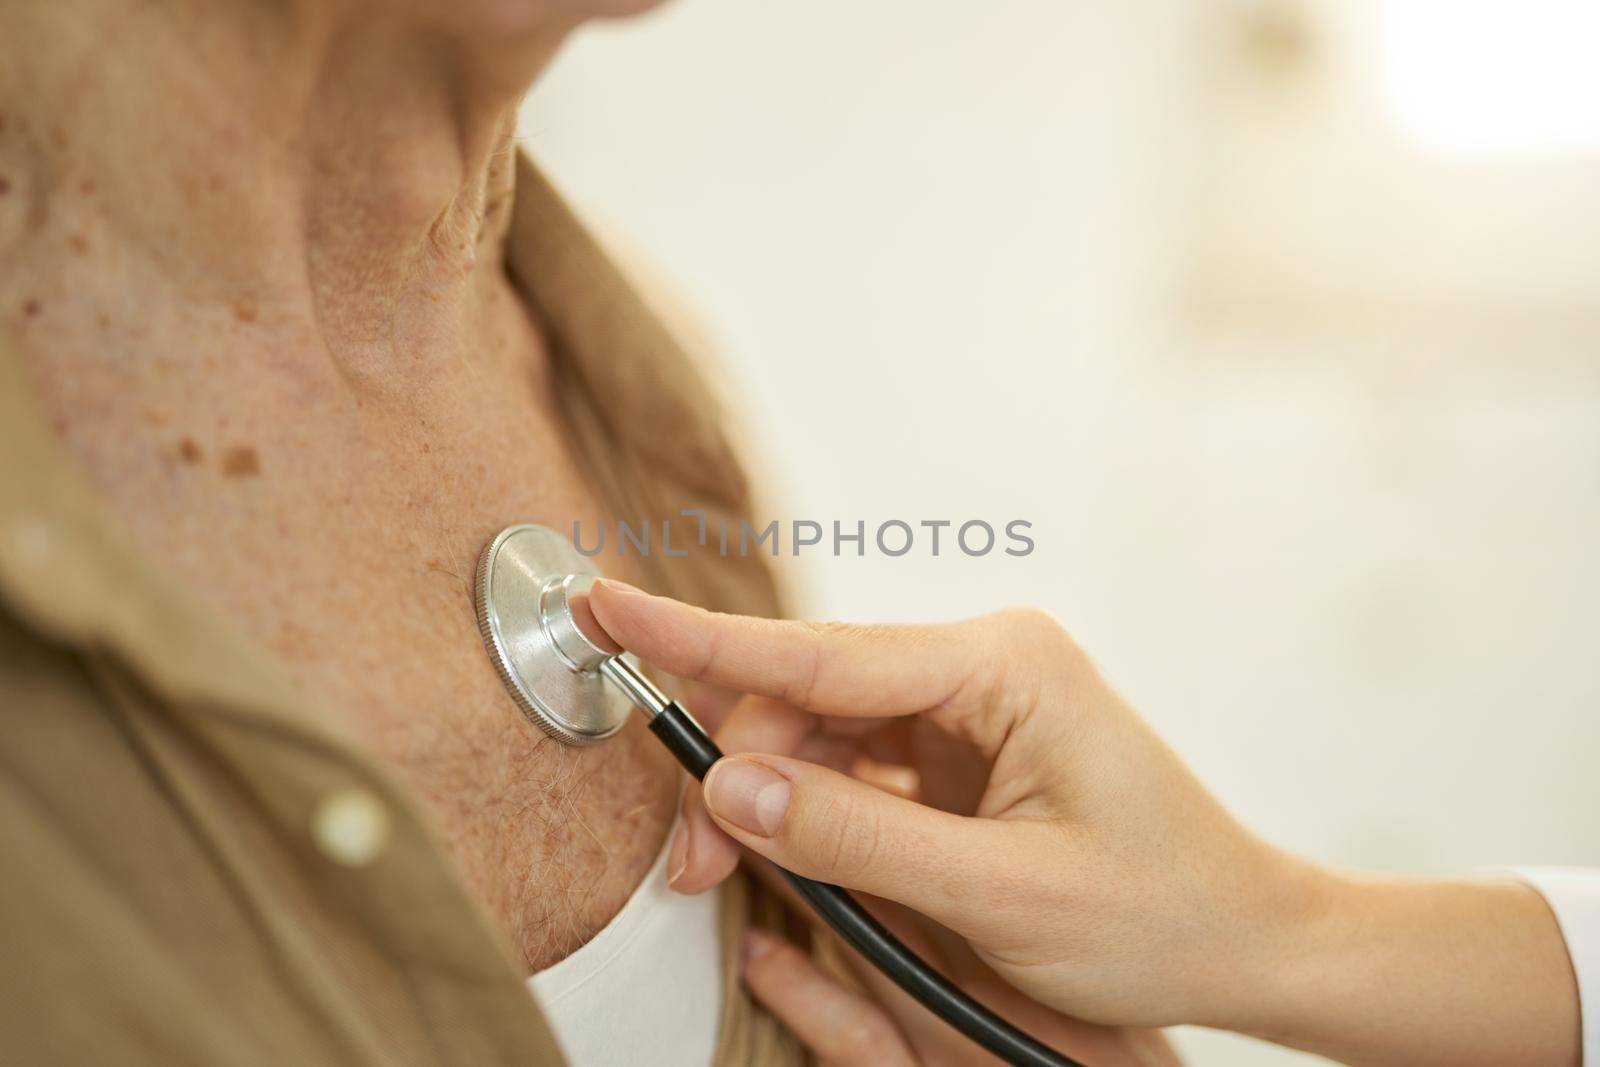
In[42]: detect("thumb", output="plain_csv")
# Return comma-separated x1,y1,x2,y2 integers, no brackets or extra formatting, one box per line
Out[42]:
700,753,1020,929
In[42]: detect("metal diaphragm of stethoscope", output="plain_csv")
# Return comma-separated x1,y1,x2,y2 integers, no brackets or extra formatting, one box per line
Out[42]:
475,524,1086,1067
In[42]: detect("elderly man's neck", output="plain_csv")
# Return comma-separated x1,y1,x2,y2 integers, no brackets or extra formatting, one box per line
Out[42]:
0,0,570,374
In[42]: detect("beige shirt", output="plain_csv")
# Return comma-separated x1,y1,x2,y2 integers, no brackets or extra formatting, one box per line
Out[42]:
0,154,806,1066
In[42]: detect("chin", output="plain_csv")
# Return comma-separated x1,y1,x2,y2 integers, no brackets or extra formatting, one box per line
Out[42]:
555,0,671,14
430,0,672,31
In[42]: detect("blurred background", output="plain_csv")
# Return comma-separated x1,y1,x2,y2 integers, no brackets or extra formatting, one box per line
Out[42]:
520,2,1600,1062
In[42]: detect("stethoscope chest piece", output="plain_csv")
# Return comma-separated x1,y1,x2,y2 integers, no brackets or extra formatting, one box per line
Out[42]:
475,524,634,746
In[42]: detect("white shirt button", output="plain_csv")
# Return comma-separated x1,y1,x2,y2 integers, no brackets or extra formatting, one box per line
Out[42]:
311,787,391,868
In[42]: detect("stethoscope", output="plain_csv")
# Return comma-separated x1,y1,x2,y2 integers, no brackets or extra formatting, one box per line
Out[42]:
476,524,1086,1067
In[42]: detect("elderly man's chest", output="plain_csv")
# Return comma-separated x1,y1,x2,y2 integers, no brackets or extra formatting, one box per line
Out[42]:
30,327,678,973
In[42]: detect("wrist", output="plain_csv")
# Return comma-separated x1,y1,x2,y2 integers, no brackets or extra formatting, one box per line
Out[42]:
1219,870,1581,1067
1197,845,1344,1035
1236,859,1365,1039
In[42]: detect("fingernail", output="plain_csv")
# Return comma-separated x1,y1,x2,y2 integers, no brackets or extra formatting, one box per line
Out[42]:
742,929,774,965
594,578,645,597
666,825,690,888
704,758,791,837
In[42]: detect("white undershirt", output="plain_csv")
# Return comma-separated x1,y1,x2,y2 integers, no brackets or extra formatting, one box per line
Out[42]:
527,823,723,1067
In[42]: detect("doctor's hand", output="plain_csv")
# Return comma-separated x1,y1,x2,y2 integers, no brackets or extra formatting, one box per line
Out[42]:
588,582,1276,1029
587,582,1580,1067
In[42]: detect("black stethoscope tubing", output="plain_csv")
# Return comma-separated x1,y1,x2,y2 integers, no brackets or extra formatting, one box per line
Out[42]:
646,696,1085,1067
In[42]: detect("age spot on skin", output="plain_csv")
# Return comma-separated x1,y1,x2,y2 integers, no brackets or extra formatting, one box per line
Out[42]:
223,445,261,477
0,176,11,196
233,298,259,323
177,437,203,464
22,298,41,318
69,234,89,255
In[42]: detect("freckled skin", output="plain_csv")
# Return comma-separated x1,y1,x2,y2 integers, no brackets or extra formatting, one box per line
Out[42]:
1,0,679,973
221,445,260,476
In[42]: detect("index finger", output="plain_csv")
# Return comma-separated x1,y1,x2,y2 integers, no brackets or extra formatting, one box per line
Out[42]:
587,579,1004,729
